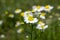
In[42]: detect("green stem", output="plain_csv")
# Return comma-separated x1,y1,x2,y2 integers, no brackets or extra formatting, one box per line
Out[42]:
30,24,33,40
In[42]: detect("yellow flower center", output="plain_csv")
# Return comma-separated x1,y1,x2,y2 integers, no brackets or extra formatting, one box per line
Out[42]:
36,6,41,9
31,10,35,12
38,21,45,25
15,9,19,11
45,5,50,9
20,12,24,16
41,13,46,16
28,16,34,21
41,25,44,29
38,21,43,24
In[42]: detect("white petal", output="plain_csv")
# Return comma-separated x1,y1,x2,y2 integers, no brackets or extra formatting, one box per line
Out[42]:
44,25,48,29
34,18,38,22
40,15,45,19
36,24,42,29
40,6,45,11
17,29,23,33
15,9,22,13
0,20,3,25
44,6,54,12
0,34,5,38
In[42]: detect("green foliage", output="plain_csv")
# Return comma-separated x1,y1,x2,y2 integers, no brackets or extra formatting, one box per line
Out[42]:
0,0,60,40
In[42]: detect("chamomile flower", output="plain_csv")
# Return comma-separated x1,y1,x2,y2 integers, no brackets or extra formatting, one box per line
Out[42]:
44,5,54,12
21,11,38,23
32,5,45,12
57,5,60,9
26,35,29,38
33,11,41,16
58,17,60,20
15,21,20,27
24,16,38,23
0,34,5,38
36,24,48,30
17,28,23,33
0,20,3,25
37,21,45,25
9,14,14,18
40,13,46,19
24,11,33,17
15,9,22,14
36,21,48,30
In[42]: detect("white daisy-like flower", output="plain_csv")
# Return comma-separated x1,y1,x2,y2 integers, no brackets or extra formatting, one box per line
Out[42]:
17,28,23,33
0,34,5,38
37,21,45,25
57,5,60,9
44,5,54,12
33,12,41,16
58,17,60,20
15,21,20,27
36,24,48,30
26,35,29,38
24,11,33,17
24,16,38,23
9,14,14,18
40,13,46,19
32,5,45,12
15,9,22,14
0,20,3,25
36,21,48,30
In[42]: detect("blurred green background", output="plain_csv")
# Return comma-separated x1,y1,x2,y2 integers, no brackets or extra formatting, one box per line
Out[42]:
0,0,60,40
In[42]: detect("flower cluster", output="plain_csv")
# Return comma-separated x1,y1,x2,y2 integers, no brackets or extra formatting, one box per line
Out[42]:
0,5,53,33
20,5,54,31
0,5,54,39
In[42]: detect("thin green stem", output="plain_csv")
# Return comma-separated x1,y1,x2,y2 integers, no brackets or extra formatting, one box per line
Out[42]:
30,24,33,40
